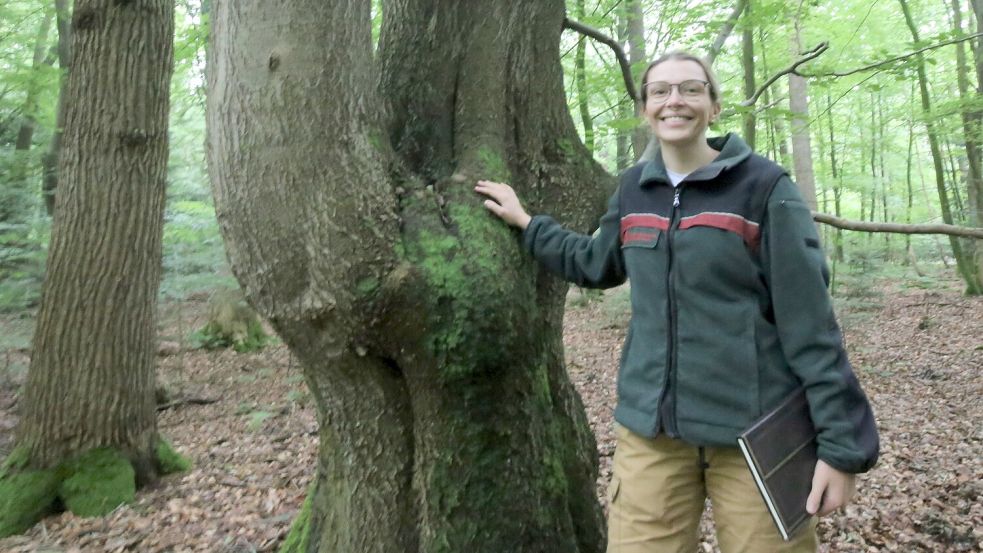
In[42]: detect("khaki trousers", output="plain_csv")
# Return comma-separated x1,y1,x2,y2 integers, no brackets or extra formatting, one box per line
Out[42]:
606,424,818,553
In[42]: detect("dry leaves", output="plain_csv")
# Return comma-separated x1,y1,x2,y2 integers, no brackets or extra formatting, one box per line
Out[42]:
0,280,980,552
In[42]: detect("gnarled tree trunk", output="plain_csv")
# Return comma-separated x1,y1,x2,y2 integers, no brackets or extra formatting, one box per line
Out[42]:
207,1,609,552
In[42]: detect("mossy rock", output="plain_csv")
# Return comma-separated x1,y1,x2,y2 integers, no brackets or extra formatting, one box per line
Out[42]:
0,459,62,538
58,448,135,517
155,438,192,474
190,289,270,352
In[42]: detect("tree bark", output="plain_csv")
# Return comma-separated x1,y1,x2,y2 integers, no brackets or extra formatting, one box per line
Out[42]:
899,0,982,293
207,1,608,552
18,0,173,468
3,0,178,537
788,20,818,209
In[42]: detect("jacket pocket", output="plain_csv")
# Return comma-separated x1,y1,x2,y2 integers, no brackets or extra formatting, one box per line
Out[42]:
621,227,661,248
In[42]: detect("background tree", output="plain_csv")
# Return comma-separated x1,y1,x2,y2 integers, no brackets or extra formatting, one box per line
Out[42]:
208,1,608,551
0,0,186,537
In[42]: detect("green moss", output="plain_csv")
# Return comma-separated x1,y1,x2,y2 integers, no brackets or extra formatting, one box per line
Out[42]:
58,448,135,517
476,146,508,182
279,484,314,553
356,276,380,296
0,449,62,538
155,438,191,474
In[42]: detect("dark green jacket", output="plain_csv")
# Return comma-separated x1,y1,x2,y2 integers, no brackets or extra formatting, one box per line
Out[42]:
523,134,878,473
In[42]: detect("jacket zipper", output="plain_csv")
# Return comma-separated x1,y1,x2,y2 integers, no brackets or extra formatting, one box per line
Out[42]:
659,186,682,437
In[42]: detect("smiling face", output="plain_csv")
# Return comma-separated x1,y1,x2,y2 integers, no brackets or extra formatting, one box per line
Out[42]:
642,58,721,150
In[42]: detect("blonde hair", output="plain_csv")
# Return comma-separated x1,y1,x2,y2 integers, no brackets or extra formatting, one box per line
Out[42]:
640,51,721,104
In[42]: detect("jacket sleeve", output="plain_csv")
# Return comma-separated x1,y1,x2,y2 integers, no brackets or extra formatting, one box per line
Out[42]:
521,185,626,289
762,176,879,473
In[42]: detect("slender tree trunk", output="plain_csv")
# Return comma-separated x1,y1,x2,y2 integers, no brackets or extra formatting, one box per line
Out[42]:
41,0,73,216
788,20,818,209
574,0,593,153
951,0,983,287
899,0,980,293
759,32,790,167
208,1,608,552
741,1,756,149
624,0,647,160
826,91,843,261
3,8,55,224
3,0,179,538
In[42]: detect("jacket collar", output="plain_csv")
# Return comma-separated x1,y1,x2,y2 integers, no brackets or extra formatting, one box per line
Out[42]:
639,133,752,187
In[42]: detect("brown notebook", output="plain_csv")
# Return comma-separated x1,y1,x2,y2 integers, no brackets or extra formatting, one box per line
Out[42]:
737,387,817,541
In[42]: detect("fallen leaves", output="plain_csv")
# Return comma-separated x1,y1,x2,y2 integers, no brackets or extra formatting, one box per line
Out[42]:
0,279,979,551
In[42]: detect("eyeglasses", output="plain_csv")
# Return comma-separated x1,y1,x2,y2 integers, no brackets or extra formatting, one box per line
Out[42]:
644,80,711,103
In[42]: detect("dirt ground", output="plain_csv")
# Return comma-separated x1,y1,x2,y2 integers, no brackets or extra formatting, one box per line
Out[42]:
0,278,980,552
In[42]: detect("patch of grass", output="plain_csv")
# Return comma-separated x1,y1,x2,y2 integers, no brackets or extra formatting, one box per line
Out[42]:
246,410,274,432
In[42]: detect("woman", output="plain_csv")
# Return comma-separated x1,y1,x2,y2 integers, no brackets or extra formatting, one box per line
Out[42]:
475,51,878,553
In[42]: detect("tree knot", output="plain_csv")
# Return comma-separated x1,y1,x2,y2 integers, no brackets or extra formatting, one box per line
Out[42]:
120,129,150,148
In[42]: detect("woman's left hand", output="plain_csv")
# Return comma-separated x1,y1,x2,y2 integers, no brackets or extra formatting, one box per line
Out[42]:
806,459,857,517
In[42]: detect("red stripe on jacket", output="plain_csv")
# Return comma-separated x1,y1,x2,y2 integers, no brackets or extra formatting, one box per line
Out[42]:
679,212,761,247
620,213,669,243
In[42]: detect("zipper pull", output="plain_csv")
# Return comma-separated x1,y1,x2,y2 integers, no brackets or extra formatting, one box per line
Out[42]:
673,188,680,208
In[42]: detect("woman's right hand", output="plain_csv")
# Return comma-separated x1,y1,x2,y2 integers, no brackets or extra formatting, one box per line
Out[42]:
474,180,532,230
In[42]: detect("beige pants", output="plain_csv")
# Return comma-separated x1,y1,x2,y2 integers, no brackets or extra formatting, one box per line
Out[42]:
607,424,818,553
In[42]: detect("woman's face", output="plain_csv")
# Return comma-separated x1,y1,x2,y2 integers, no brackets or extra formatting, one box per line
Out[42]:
642,59,721,149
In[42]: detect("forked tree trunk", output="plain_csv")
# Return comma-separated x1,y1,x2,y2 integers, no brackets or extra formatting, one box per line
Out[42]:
2,0,178,538
207,1,609,552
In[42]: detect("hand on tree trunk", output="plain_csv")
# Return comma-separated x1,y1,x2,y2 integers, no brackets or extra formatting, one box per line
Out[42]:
475,180,532,230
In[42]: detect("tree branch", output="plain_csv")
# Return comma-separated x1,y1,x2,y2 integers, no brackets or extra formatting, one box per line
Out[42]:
802,32,983,78
812,212,983,239
740,42,828,107
563,17,639,103
705,0,749,65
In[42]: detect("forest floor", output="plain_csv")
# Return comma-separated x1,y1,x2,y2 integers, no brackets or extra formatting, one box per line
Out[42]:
0,276,980,552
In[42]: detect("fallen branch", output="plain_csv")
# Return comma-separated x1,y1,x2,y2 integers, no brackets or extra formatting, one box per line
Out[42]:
563,18,639,103
812,212,983,239
156,396,220,411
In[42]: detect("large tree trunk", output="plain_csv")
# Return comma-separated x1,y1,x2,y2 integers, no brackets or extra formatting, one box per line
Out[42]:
2,0,180,538
207,1,608,552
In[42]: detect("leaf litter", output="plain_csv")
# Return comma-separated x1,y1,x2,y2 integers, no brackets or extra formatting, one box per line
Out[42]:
0,279,979,552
